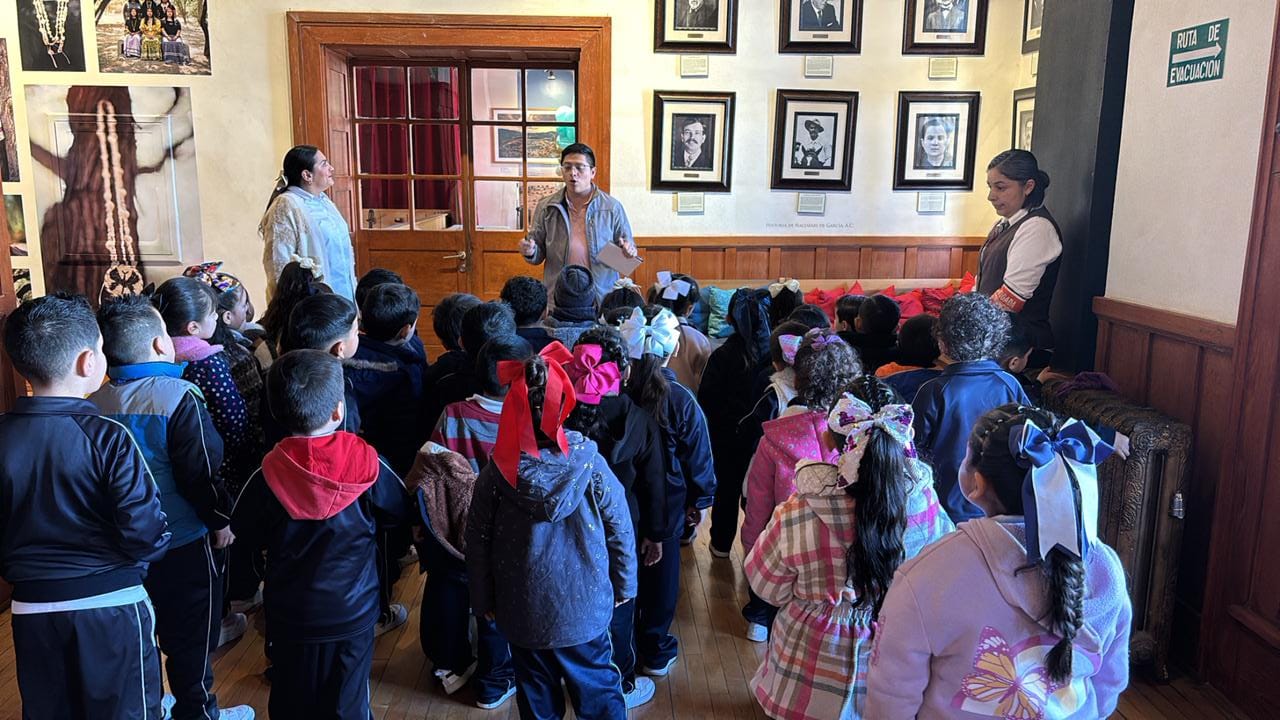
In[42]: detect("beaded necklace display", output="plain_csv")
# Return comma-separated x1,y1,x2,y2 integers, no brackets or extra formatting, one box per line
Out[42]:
31,0,71,68
95,99,144,301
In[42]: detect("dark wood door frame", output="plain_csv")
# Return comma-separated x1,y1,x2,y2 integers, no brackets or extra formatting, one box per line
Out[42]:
1199,9,1280,718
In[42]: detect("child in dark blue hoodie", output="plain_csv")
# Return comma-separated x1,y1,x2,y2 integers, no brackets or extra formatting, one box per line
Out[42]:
89,295,254,720
912,293,1030,523
347,282,430,476
466,345,637,720
232,349,408,720
0,293,170,720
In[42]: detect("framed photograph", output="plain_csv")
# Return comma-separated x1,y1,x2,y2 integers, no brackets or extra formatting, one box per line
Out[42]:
779,0,864,54
15,0,86,71
1023,0,1043,54
893,91,980,190
651,91,735,192
771,89,858,191
96,0,212,76
1011,87,1035,152
903,0,988,56
655,0,738,54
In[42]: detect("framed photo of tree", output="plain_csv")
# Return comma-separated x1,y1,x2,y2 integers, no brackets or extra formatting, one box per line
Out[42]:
902,0,988,56
778,0,863,55
893,91,980,190
655,0,738,54
771,89,857,191
651,90,736,192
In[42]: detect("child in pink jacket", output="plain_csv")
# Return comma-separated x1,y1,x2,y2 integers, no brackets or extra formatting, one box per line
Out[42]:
866,403,1132,719
740,330,859,640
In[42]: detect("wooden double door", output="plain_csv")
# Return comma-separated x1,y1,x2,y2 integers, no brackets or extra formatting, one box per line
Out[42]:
287,13,612,355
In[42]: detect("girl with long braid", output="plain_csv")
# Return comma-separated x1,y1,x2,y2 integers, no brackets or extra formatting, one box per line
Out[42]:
867,404,1132,719
743,375,951,719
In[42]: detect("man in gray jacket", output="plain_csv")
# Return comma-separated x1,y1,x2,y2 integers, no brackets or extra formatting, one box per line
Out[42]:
518,143,638,301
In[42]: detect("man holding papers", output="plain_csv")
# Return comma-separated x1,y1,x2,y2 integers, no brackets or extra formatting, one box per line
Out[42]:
519,143,639,300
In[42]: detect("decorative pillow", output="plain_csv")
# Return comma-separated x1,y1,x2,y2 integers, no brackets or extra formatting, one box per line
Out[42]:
688,297,711,335
920,283,957,315
881,286,925,320
959,271,976,293
803,285,846,324
849,281,865,296
704,285,736,338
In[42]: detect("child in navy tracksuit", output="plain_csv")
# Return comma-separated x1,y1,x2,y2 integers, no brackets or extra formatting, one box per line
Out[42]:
466,347,637,720
0,293,170,720
346,282,430,475
617,306,715,677
424,301,518,432
90,295,255,720
912,293,1030,523
233,350,409,719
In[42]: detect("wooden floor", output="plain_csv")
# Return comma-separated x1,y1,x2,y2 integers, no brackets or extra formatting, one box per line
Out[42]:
0,529,1252,719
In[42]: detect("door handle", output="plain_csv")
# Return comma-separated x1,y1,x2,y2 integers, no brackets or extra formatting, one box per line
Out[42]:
442,251,467,260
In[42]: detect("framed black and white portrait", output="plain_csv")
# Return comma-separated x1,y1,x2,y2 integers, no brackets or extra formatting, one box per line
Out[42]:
893,91,980,190
779,0,863,54
655,0,738,54
903,0,987,56
771,89,857,191
1023,0,1043,54
1012,87,1035,152
652,91,735,192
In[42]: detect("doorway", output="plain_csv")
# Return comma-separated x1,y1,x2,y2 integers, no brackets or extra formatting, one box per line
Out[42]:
286,12,612,353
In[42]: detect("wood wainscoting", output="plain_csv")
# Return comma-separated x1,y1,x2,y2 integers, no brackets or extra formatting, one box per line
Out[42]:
474,234,983,298
1092,296,1235,668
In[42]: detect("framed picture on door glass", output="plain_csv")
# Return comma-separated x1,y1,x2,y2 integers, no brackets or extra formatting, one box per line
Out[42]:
651,91,736,192
771,89,858,191
779,0,864,54
1011,87,1035,152
902,0,988,55
1023,0,1043,54
893,91,980,190
655,0,738,54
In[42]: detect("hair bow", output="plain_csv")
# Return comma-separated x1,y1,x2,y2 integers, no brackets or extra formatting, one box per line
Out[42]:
289,254,322,278
182,261,240,294
769,278,801,297
493,342,578,487
274,170,288,191
827,394,916,489
563,344,621,405
804,327,843,352
654,271,692,301
613,277,641,292
1013,418,1113,562
617,306,680,359
778,334,803,365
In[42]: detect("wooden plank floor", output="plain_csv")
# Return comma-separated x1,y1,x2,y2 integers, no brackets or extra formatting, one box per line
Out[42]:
0,529,1252,719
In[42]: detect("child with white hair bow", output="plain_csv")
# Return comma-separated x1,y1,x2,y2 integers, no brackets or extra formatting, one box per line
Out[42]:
614,305,716,679
648,271,712,392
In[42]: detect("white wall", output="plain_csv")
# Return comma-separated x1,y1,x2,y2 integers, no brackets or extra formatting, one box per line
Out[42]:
1,0,1031,303
1107,0,1276,324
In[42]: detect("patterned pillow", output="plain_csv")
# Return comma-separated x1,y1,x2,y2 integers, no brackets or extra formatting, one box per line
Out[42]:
703,285,736,338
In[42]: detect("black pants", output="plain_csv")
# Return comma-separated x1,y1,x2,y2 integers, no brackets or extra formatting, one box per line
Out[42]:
510,630,625,720
375,526,409,618
144,536,223,720
270,630,374,720
12,598,162,720
635,537,680,670
418,532,514,700
709,459,746,553
225,539,264,605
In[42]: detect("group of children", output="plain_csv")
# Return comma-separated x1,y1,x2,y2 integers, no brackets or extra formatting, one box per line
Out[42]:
0,257,1133,720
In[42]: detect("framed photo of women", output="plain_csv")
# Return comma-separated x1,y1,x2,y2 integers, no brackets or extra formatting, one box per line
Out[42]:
1023,0,1044,54
902,0,988,56
651,90,735,192
1012,87,1035,152
772,89,857,191
16,0,87,71
893,91,980,190
778,0,863,54
655,0,738,54
96,0,213,75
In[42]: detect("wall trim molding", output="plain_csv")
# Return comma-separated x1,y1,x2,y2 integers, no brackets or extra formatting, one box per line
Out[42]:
1093,296,1236,352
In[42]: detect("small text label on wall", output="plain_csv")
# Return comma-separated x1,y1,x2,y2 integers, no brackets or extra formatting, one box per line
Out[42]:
1168,19,1229,87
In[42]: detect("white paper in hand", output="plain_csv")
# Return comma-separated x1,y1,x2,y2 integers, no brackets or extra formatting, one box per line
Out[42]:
597,242,643,276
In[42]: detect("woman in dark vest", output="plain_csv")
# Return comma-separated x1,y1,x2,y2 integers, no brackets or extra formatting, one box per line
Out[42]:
978,150,1062,366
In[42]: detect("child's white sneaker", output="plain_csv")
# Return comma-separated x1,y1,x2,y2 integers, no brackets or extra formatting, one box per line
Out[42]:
218,706,256,720
439,662,477,695
218,612,248,647
640,656,677,677
709,545,731,559
160,694,175,719
229,587,262,615
624,677,656,708
476,681,517,709
374,603,408,637
746,622,769,643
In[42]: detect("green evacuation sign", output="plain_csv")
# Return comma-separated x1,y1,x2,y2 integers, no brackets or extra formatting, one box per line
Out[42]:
1168,19,1229,87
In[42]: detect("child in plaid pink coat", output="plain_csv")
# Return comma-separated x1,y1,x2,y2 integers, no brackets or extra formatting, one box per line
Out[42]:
744,377,953,720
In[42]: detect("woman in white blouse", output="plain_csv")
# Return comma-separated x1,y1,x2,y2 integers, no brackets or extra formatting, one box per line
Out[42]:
978,150,1062,365
259,145,356,301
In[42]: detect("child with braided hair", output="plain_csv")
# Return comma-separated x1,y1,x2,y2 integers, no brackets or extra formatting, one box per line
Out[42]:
743,375,951,719
866,403,1132,719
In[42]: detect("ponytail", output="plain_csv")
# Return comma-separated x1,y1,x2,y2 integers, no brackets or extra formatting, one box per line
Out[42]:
523,354,550,442
625,354,670,432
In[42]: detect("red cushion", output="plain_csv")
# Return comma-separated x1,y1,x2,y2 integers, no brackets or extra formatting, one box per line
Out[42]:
879,286,925,320
920,283,956,315
959,271,976,293
804,285,846,324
